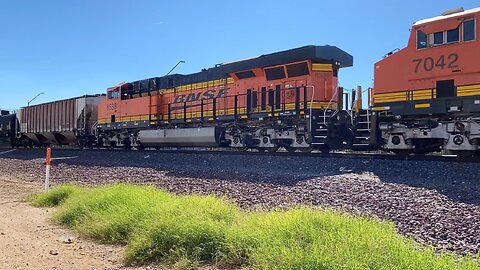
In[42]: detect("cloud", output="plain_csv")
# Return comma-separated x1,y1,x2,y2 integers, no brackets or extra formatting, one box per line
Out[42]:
154,21,164,25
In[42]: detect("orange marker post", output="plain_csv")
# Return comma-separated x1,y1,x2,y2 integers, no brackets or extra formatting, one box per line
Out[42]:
45,147,51,191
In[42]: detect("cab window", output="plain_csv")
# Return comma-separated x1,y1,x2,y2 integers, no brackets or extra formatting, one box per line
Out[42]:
463,19,476,41
108,90,120,99
416,30,427,49
447,27,459,43
433,32,444,45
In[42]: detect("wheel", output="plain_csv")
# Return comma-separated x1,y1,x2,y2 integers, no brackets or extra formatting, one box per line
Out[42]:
298,146,314,153
258,146,280,153
284,146,297,153
108,141,117,150
391,149,412,156
449,150,475,157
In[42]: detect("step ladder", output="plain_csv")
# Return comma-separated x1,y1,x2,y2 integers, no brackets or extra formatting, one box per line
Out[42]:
311,109,335,148
352,108,373,150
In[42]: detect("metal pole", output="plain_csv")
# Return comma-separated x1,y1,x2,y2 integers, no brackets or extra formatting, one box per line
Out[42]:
45,147,51,191
28,92,45,107
165,61,185,76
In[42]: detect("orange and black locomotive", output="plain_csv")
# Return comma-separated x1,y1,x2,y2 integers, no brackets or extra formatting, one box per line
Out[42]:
96,46,354,152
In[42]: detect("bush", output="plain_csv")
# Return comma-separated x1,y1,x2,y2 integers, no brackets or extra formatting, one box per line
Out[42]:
30,183,81,207
33,184,480,270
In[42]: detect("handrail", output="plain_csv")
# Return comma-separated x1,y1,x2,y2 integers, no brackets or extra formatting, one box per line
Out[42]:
323,86,339,125
91,121,98,137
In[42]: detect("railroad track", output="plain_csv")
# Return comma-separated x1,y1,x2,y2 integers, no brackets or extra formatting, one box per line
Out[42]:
2,147,479,163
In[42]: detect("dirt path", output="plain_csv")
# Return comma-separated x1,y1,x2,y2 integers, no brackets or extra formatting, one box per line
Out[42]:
0,176,145,270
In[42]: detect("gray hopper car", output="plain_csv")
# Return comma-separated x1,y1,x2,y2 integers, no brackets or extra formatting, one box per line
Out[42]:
16,95,104,148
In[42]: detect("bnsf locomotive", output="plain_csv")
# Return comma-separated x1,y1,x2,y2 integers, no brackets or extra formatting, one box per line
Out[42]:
373,7,480,156
95,45,354,152
2,7,479,156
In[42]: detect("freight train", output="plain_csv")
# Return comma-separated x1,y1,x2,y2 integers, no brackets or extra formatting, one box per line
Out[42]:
1,7,479,156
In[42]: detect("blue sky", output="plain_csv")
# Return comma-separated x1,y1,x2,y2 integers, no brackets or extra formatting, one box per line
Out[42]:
1,0,478,110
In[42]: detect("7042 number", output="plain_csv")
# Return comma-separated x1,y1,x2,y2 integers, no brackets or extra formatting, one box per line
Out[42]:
412,53,458,73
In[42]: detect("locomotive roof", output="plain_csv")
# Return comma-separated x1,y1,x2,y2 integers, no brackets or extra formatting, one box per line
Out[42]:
413,7,480,26
210,45,353,71
134,45,353,89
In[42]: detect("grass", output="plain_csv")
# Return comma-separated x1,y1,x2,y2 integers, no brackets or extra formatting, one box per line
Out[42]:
31,184,480,270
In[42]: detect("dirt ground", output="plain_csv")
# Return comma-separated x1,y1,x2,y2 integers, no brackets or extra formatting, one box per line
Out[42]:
0,176,148,270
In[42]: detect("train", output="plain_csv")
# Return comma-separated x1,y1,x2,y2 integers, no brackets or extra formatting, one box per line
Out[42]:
1,7,479,156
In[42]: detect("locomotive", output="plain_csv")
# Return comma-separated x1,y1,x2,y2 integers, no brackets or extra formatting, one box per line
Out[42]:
3,7,479,156
373,7,480,156
95,45,355,152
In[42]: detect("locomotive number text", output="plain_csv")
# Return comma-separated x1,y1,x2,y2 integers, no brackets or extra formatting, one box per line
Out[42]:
412,53,458,73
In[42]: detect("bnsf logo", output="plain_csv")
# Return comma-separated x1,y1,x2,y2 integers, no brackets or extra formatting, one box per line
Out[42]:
173,88,227,103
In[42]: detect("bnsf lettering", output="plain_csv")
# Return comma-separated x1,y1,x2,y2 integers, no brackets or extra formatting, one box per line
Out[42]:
412,53,459,73
173,88,227,103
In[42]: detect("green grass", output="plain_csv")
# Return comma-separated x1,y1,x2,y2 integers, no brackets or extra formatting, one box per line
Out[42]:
30,183,81,207
31,184,480,270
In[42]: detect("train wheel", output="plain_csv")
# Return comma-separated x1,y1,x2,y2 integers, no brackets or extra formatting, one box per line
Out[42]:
449,150,475,157
258,146,280,153
298,146,314,153
108,141,116,150
391,149,412,156
284,146,296,153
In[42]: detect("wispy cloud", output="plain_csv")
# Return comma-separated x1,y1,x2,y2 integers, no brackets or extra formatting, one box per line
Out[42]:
154,21,164,25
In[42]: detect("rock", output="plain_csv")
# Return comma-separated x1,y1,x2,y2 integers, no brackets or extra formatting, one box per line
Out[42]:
49,250,58,255
63,237,74,244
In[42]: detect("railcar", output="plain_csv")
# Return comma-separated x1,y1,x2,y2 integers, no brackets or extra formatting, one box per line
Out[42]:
97,45,355,151
0,111,17,148
372,7,480,156
16,95,103,148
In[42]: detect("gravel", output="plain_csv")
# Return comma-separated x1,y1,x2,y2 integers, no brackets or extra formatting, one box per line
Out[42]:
1,148,480,255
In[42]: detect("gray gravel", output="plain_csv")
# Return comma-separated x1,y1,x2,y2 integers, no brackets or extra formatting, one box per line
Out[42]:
1,148,479,255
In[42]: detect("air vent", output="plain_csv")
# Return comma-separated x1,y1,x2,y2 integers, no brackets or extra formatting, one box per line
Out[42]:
442,7,464,16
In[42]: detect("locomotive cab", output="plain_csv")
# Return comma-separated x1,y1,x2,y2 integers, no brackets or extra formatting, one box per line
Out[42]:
373,7,480,155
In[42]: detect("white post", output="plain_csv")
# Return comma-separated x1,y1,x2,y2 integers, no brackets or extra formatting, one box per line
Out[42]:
45,147,51,191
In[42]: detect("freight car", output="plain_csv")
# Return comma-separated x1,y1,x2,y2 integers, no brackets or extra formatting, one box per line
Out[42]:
372,7,480,156
96,45,356,152
0,111,16,148
15,95,103,148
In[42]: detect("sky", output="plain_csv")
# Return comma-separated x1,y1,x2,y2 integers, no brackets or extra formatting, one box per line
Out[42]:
0,0,478,110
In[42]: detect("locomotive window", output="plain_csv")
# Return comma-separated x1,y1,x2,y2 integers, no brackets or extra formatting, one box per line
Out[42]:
447,27,459,43
235,70,256,79
265,67,286,81
416,30,427,49
463,19,475,41
108,90,120,99
433,32,444,45
286,62,309,77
